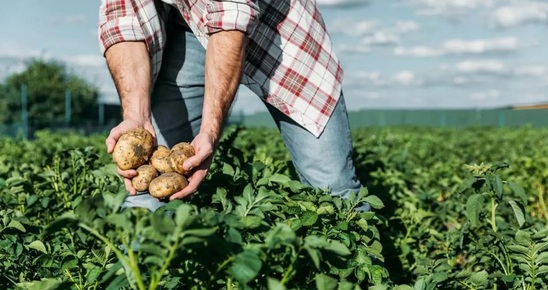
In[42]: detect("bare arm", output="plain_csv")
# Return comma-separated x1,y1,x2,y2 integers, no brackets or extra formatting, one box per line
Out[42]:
105,42,152,127
104,41,156,195
201,30,247,143
170,30,247,200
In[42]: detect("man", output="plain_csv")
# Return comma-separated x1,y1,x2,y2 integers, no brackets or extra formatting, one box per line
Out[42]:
99,0,365,212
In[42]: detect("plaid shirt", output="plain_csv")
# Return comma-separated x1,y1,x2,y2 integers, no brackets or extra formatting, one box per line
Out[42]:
99,0,343,137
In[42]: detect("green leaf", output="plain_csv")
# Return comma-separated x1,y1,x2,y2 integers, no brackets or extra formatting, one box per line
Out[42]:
457,177,478,194
16,278,73,290
42,215,78,238
507,200,525,227
468,270,488,287
240,215,263,229
28,240,47,254
86,267,102,284
175,204,193,227
269,173,291,185
301,211,318,226
184,227,218,237
229,250,262,284
508,181,528,205
515,230,531,244
315,274,338,290
304,246,321,269
267,277,286,290
493,175,504,200
326,240,351,256
7,220,26,232
466,194,484,228
363,195,384,209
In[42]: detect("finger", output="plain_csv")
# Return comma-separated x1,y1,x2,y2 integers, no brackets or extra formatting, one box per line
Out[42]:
106,126,124,154
124,178,137,195
183,153,209,172
144,123,157,140
117,168,138,179
169,170,207,200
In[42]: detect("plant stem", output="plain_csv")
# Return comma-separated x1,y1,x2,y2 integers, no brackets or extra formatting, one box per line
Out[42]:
281,247,300,285
149,231,181,290
491,197,498,232
227,277,233,290
206,256,235,289
78,223,146,290
126,245,147,290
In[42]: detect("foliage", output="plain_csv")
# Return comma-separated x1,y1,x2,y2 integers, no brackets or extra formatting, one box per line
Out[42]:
0,59,99,126
1,126,548,289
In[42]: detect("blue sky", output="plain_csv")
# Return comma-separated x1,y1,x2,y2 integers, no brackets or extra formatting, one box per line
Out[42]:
1,0,547,114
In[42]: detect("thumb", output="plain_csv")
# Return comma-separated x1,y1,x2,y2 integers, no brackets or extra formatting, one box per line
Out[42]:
183,154,204,172
106,127,122,154
144,123,157,139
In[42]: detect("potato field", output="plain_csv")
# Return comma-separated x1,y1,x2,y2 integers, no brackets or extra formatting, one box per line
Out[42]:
1,126,547,290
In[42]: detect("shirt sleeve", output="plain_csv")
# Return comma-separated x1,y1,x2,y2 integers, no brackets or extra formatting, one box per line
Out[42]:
204,0,260,35
98,0,145,56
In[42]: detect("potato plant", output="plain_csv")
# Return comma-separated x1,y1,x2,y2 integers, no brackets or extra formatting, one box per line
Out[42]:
1,126,548,289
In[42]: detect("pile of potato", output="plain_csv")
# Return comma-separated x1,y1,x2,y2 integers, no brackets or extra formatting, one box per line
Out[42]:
112,128,194,198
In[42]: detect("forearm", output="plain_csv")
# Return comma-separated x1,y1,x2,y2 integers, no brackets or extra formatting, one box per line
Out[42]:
201,31,247,143
105,42,152,121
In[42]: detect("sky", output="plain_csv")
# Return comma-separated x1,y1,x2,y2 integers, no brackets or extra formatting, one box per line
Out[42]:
0,0,547,114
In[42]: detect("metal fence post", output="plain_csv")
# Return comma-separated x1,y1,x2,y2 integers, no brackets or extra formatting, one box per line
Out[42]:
21,84,28,139
65,88,72,125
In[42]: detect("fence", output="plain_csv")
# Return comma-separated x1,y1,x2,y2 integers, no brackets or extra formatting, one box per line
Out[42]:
230,109,548,129
3,108,548,139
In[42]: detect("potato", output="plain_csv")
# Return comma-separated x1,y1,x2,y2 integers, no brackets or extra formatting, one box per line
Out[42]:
150,145,173,173
168,142,195,176
148,172,189,198
131,165,158,192
169,149,194,176
112,128,154,170
171,142,195,156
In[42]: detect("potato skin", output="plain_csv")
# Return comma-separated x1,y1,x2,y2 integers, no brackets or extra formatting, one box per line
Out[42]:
112,128,154,170
171,142,195,156
169,150,194,176
150,145,173,173
148,172,189,198
132,165,158,192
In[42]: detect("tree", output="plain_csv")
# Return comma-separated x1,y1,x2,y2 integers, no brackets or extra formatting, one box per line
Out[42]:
1,59,100,128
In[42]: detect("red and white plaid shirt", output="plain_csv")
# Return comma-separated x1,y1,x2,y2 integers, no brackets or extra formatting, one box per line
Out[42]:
99,0,344,137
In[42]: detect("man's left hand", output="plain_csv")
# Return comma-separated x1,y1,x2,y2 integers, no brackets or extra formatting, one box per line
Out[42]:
169,132,216,200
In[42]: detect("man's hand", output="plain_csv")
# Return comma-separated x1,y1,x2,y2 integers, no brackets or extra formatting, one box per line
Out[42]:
167,30,247,199
169,132,216,200
106,119,156,195
104,41,153,195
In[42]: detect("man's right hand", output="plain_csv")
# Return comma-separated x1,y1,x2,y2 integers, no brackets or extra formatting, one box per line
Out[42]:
106,119,156,195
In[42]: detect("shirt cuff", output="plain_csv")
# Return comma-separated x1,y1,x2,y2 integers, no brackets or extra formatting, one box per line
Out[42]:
99,16,145,56
205,1,259,35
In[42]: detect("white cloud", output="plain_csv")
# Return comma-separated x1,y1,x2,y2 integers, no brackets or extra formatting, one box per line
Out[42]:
411,0,498,16
443,37,518,54
352,71,385,86
514,65,548,77
363,31,400,46
394,46,441,57
470,89,500,101
64,55,105,67
395,21,420,33
393,71,422,86
492,2,548,27
317,0,369,7
456,60,507,74
394,37,519,57
65,15,88,24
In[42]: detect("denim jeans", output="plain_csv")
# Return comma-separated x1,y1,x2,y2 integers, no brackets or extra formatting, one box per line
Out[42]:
122,25,365,211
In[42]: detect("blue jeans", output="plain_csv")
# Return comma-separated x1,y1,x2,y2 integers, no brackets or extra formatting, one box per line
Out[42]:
123,27,364,212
